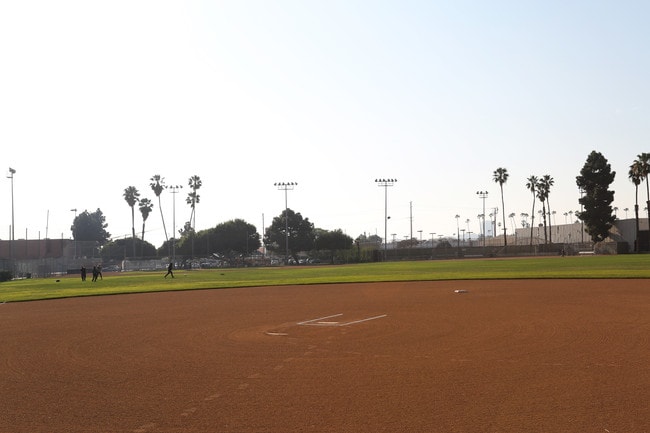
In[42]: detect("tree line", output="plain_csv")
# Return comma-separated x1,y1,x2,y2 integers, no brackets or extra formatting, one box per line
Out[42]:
71,174,354,264
71,151,650,262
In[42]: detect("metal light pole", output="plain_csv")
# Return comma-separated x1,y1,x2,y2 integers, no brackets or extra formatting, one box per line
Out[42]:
168,185,182,264
375,179,397,259
476,191,488,247
275,182,297,264
7,168,15,269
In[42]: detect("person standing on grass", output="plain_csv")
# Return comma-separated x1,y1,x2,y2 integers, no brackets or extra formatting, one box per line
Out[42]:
164,262,174,278
80,266,87,281
91,265,98,282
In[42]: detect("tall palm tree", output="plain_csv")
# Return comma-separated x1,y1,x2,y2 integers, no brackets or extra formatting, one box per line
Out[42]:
629,160,643,252
186,175,202,231
536,180,548,244
149,175,169,244
539,175,555,244
139,197,153,256
186,175,202,258
123,186,140,257
637,153,650,223
492,167,509,246
525,175,538,246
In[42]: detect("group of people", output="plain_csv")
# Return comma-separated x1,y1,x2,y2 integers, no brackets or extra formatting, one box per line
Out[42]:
80,265,102,282
79,263,174,280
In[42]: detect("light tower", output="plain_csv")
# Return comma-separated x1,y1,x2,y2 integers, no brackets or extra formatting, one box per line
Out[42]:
375,179,397,259
7,168,16,268
168,184,183,264
275,182,297,264
476,191,488,247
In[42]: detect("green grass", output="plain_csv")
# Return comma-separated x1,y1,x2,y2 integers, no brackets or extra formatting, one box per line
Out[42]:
2,255,649,303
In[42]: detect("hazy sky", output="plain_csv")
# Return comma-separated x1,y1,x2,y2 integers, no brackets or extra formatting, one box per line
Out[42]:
1,1,648,249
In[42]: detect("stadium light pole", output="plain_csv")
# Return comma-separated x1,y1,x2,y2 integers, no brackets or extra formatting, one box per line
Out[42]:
168,185,183,264
275,182,297,264
476,191,488,247
7,168,16,269
375,178,397,259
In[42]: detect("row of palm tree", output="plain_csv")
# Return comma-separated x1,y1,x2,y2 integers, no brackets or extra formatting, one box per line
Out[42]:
492,168,557,248
522,174,554,246
122,174,203,257
494,153,650,251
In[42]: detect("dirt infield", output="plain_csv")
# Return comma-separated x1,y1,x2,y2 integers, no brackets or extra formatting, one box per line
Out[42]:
2,279,650,432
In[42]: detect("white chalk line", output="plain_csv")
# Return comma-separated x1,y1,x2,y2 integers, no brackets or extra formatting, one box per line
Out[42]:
297,313,387,327
297,314,343,326
339,314,387,326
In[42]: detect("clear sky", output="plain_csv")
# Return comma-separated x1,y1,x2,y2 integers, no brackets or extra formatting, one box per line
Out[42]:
1,1,648,249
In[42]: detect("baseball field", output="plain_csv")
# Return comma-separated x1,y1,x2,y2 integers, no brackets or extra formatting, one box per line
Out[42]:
1,256,649,432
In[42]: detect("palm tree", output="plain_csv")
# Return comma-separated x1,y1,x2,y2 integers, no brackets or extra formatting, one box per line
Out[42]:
509,212,516,232
536,183,548,244
186,175,202,258
629,160,643,252
539,175,555,243
526,175,538,246
149,175,169,245
139,197,153,256
123,186,140,257
186,175,202,231
636,153,650,224
492,167,509,246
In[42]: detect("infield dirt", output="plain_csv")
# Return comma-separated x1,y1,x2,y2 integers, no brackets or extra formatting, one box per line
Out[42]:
1,279,649,432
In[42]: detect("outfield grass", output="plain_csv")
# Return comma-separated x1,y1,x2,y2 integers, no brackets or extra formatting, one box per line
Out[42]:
1,255,649,303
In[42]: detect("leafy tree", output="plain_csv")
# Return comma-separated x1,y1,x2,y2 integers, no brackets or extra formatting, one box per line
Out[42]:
356,233,382,245
525,175,538,246
149,175,169,244
123,186,140,257
629,160,643,252
101,237,157,261
492,167,509,246
138,198,153,256
315,229,353,264
576,151,616,243
264,208,315,263
206,219,260,265
71,209,111,244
